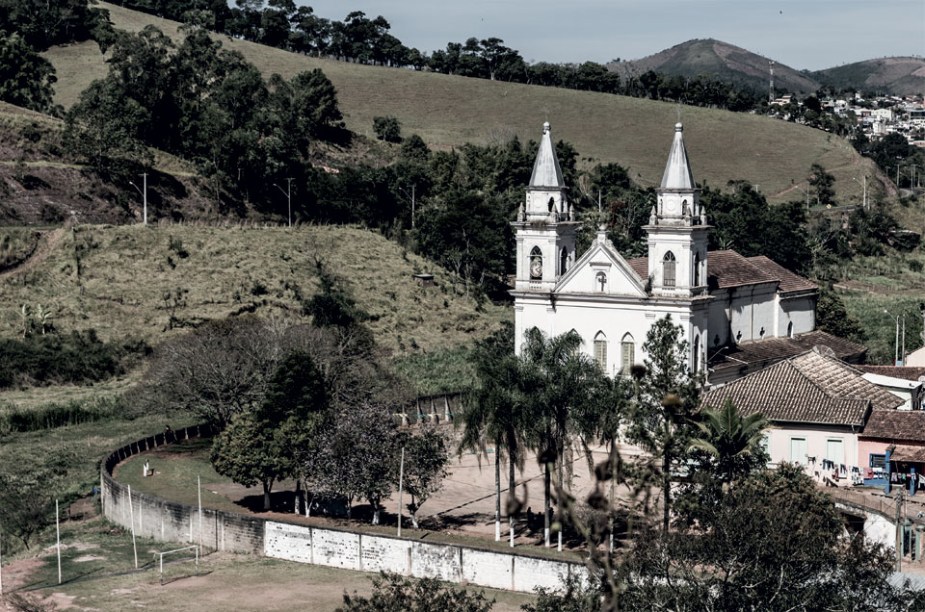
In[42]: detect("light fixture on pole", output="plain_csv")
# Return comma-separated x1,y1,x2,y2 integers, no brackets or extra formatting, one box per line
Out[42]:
128,173,148,225
273,178,293,227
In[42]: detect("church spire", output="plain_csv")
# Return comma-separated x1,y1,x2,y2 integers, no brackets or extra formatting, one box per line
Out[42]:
529,122,565,188
659,122,695,190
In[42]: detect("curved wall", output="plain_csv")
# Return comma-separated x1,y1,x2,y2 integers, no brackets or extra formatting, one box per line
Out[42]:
101,425,586,593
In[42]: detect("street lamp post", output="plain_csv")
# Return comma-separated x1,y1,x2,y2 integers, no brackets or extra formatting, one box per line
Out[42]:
274,178,293,227
851,176,868,210
885,309,905,365
128,173,148,225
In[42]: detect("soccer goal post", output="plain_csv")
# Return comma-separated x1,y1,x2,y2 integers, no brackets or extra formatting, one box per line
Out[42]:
154,545,200,578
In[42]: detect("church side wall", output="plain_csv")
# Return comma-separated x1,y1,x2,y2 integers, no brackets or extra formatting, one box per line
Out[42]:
780,296,816,336
708,285,777,345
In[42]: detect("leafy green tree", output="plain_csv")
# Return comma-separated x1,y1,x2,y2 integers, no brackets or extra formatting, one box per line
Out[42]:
63,78,151,176
211,352,328,510
808,163,836,206
815,284,866,342
211,412,288,511
621,465,918,611
373,115,402,143
400,426,449,529
306,400,400,523
0,0,114,51
627,315,700,532
338,573,494,612
0,31,57,112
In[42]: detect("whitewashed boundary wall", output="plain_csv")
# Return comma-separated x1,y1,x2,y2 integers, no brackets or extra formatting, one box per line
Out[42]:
101,426,585,593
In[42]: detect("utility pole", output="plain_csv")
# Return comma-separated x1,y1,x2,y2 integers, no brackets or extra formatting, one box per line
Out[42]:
274,178,293,227
129,173,148,225
896,488,904,572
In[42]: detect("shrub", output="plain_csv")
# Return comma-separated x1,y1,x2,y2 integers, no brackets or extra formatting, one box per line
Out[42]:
372,116,402,143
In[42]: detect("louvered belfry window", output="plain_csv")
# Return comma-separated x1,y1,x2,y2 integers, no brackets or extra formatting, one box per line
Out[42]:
663,251,676,287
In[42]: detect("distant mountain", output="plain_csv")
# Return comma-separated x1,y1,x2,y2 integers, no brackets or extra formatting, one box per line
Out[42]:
608,39,820,96
812,57,925,96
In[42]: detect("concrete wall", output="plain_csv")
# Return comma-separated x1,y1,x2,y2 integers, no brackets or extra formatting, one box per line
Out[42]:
102,426,585,594
262,521,582,593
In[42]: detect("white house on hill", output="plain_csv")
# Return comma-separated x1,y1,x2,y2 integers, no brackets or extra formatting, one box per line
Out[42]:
511,122,852,384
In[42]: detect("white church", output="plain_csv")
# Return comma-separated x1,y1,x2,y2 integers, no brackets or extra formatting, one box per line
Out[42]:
511,122,862,385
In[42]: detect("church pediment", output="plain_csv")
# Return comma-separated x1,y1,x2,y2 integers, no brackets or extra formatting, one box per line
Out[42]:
555,237,648,297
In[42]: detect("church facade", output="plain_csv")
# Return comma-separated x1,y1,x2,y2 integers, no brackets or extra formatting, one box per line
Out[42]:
511,122,820,384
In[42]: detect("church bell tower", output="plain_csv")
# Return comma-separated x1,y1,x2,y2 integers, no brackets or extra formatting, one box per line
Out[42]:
512,122,580,292
644,123,710,298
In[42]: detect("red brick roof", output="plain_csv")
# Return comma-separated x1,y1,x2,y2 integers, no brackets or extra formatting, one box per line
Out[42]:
707,250,777,289
709,330,867,375
627,250,815,292
746,256,818,294
862,410,925,442
855,365,925,382
703,349,901,426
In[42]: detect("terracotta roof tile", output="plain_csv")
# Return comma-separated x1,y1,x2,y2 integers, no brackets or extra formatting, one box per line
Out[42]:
709,331,867,375
706,250,778,289
861,411,925,442
628,251,813,292
856,365,925,382
703,349,899,426
747,256,818,294
627,257,647,280
890,445,925,462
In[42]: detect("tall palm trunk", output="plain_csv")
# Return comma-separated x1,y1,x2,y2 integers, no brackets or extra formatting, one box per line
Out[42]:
544,457,551,547
509,444,516,547
494,443,501,541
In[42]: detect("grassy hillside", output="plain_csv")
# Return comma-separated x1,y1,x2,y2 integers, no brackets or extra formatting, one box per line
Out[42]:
0,100,224,224
812,57,925,96
42,3,880,206
0,224,509,359
610,39,820,95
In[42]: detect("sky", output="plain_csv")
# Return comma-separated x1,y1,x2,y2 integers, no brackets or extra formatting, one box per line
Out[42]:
298,0,924,71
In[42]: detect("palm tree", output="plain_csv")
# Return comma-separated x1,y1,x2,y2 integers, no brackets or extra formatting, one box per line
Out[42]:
458,323,526,544
690,398,769,484
519,327,603,549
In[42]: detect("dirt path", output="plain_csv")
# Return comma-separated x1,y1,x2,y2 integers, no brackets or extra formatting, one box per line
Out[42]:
0,227,66,280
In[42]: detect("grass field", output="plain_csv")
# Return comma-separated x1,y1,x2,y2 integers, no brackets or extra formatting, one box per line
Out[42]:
0,224,509,360
41,2,881,205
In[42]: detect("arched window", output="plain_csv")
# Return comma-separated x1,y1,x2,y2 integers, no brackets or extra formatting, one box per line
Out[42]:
530,246,542,280
663,251,677,287
560,247,569,275
593,332,607,371
787,321,794,338
693,253,701,286
547,197,555,213
621,333,635,376
595,271,607,292
693,335,700,373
